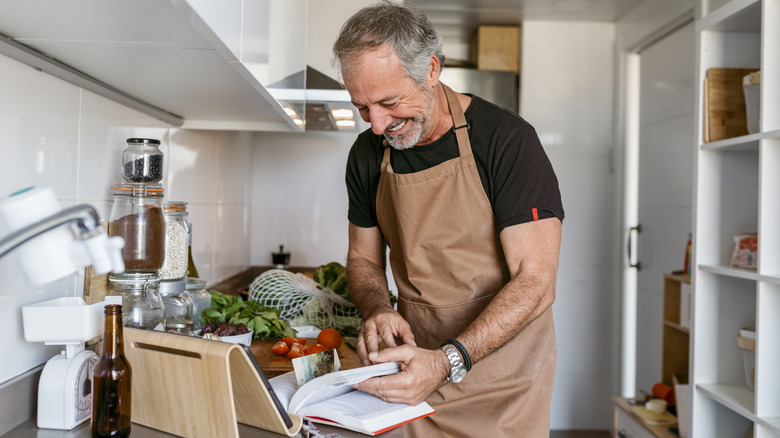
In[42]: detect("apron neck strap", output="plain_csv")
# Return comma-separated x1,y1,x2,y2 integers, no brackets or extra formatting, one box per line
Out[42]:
442,83,472,157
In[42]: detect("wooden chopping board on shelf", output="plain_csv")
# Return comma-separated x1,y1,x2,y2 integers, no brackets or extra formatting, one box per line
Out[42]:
250,337,362,378
630,405,678,426
704,67,756,142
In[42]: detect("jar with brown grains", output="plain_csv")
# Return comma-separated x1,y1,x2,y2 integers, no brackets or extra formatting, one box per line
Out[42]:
108,184,165,272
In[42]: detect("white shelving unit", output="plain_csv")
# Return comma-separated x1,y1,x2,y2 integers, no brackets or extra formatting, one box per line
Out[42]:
691,0,780,437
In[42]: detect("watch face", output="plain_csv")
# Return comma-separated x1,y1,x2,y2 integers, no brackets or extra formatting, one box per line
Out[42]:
451,367,467,383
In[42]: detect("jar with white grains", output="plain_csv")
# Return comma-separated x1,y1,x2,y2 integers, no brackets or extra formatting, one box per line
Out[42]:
159,201,189,280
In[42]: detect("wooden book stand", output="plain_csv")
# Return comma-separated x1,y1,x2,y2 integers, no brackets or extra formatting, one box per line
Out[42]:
123,328,302,437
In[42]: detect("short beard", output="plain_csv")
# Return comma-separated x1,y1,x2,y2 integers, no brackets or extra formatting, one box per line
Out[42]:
383,86,434,151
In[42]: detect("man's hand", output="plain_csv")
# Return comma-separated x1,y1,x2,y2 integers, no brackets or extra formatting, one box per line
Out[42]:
356,308,416,365
353,344,449,406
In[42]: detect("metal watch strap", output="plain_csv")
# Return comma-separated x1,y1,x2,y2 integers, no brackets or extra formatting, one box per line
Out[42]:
441,343,467,383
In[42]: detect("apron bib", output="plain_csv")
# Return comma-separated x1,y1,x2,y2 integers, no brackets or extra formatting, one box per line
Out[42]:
376,84,556,437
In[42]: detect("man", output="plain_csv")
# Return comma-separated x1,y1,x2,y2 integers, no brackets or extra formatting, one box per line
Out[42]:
333,2,563,436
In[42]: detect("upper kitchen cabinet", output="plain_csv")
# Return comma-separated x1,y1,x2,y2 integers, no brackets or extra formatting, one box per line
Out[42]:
0,0,306,131
187,0,309,127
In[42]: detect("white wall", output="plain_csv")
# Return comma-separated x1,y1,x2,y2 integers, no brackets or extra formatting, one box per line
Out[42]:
0,53,254,387
250,131,352,267
522,21,617,429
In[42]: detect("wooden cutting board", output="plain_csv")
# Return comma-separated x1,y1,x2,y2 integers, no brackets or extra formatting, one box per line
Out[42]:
249,337,362,377
704,67,756,142
630,405,678,426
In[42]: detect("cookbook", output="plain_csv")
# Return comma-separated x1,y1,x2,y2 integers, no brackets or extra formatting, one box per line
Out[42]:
269,361,435,436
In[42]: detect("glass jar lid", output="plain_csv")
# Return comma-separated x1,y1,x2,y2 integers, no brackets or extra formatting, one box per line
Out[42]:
111,183,164,197
109,272,160,285
185,277,208,291
163,201,188,216
126,138,161,146
160,279,187,295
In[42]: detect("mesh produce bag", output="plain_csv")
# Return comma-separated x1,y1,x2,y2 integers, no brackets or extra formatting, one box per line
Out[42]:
248,269,362,332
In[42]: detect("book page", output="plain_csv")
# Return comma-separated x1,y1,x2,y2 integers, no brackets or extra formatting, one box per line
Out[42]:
268,371,297,411
288,362,401,413
299,391,435,434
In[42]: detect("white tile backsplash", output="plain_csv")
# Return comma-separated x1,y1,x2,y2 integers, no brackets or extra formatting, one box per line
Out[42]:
0,53,254,386
250,131,351,268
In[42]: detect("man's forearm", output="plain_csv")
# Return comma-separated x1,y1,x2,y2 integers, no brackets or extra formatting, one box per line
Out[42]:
347,257,394,319
458,271,555,365
457,217,561,365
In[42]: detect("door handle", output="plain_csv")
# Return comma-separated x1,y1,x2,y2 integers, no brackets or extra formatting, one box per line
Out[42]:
627,224,642,270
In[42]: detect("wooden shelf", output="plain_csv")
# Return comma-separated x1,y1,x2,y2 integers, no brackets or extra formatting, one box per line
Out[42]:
662,274,690,387
612,397,678,438
663,320,690,334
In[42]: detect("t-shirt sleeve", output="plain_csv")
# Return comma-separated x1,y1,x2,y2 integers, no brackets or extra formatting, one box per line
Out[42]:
345,137,379,228
491,124,564,231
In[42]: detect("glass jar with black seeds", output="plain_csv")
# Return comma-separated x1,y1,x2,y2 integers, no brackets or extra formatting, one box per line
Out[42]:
122,138,164,183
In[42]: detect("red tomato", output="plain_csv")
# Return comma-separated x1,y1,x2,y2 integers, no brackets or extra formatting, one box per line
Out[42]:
317,328,342,350
287,344,305,359
282,337,308,348
270,340,289,356
304,343,328,355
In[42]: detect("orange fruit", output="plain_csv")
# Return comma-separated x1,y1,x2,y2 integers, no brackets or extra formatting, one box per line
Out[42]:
317,328,342,350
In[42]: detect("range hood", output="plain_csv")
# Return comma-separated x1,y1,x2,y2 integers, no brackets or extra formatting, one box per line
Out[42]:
267,66,366,132
0,0,304,132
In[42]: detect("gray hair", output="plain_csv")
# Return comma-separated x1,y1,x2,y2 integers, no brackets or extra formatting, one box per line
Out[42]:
332,1,445,86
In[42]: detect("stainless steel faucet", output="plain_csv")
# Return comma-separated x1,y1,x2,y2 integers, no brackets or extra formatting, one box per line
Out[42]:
0,204,125,275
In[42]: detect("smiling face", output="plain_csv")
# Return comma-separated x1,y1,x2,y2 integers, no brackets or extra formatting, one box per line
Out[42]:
343,45,444,150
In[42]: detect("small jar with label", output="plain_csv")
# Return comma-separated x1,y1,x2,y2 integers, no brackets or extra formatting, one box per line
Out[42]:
184,277,211,331
122,138,164,183
108,184,165,272
107,272,165,330
159,201,189,280
160,279,194,333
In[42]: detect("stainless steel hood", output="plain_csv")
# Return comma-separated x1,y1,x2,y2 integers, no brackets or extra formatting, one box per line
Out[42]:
269,66,519,132
439,67,519,114
266,66,367,132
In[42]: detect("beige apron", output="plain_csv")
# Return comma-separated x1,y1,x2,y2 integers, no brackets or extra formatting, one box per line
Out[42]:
376,84,556,437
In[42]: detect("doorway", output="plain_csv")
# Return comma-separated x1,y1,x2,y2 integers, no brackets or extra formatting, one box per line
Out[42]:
620,18,695,396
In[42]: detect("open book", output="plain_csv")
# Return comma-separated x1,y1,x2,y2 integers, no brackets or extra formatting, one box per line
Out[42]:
269,361,435,436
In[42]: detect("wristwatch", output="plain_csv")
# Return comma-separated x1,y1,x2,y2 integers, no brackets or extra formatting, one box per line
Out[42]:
441,343,467,383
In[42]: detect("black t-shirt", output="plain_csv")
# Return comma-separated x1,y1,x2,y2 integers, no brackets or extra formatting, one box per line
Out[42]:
346,94,564,233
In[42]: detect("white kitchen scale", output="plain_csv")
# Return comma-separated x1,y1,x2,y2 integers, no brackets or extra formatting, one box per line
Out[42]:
22,296,122,430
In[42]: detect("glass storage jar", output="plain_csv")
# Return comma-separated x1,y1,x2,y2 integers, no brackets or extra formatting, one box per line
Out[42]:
122,138,164,183
159,279,194,333
159,201,189,280
184,277,211,331
107,272,165,330
108,183,165,272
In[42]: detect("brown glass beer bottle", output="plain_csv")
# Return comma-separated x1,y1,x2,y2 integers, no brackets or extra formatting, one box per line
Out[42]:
91,304,132,437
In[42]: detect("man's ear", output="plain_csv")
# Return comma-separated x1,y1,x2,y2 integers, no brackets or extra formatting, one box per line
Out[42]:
428,54,441,87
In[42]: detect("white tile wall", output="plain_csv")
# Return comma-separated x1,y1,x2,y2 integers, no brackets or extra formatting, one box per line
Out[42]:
0,53,254,386
250,130,352,268
523,21,617,430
